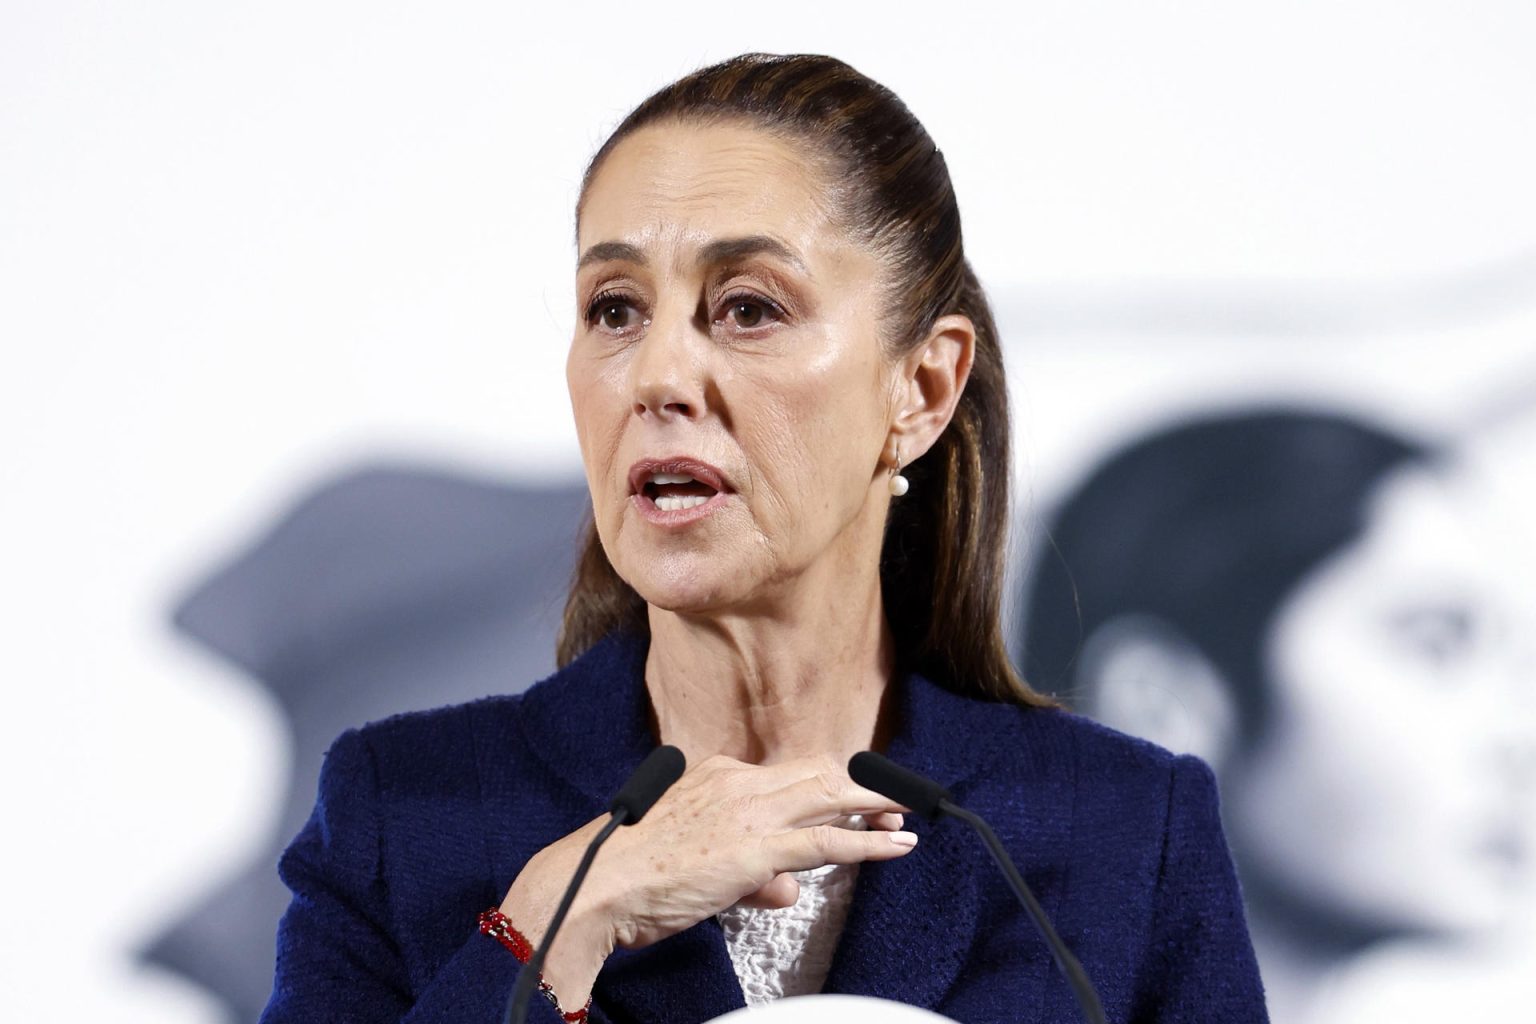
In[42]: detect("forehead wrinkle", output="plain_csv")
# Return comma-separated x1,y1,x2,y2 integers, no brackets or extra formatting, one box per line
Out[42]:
645,132,811,195
584,213,826,284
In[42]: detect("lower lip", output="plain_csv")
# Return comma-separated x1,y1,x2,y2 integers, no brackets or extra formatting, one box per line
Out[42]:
632,491,731,527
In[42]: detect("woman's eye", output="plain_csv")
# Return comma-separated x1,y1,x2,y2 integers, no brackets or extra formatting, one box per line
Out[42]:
599,302,631,329
733,301,765,327
717,294,782,330
586,293,642,332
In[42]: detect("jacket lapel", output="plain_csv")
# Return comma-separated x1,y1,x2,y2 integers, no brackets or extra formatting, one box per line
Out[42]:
824,672,1080,1021
820,798,988,1009
819,668,1014,1012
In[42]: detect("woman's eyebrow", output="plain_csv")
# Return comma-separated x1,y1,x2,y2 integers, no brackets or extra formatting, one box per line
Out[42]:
698,235,809,275
577,240,646,270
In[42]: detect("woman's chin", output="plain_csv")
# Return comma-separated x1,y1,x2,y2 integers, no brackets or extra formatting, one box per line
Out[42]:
635,585,735,616
621,559,750,615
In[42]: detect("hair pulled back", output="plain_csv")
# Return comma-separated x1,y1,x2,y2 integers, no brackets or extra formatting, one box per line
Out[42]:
558,53,1049,708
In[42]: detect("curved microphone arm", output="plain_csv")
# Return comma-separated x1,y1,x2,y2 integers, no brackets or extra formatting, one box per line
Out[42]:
938,799,1106,1024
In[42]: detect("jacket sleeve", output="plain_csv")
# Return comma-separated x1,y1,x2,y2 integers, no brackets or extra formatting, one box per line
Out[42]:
1131,754,1270,1023
258,727,578,1024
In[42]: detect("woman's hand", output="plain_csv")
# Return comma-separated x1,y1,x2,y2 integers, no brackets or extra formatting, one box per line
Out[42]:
597,752,915,947
500,753,915,1007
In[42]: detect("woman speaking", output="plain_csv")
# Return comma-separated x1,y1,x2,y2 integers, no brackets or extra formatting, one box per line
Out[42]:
258,53,1268,1023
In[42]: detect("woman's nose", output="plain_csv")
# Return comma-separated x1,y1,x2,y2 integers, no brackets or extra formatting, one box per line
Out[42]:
629,305,707,421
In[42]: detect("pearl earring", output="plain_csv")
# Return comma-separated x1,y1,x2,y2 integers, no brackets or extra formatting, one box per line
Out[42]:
888,453,910,497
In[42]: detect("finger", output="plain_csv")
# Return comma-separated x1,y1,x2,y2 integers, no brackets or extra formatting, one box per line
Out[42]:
863,810,905,832
736,872,801,910
766,771,910,828
764,825,918,873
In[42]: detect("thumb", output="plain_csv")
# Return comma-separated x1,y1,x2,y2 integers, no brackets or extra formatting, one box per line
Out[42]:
736,872,801,910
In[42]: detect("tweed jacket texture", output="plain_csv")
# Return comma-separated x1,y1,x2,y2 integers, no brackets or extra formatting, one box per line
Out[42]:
259,630,1268,1023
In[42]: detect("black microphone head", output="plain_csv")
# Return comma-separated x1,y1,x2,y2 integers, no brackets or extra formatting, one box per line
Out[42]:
608,744,686,824
848,750,952,821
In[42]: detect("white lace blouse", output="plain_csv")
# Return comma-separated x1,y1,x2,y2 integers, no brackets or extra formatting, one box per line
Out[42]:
714,814,867,1005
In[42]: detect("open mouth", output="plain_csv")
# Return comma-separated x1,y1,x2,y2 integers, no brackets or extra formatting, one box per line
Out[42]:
641,472,720,512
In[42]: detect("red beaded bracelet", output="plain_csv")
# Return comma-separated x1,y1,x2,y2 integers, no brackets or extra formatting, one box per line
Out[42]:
478,907,593,1023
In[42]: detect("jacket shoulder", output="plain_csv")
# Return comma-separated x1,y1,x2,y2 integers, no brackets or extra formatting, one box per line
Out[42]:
340,693,528,796
969,701,1223,842
998,701,1191,786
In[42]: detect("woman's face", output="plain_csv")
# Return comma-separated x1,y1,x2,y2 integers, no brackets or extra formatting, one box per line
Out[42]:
567,120,903,614
1225,465,1535,940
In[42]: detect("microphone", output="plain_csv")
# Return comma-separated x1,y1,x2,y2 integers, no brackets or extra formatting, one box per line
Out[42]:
505,745,686,1024
848,751,1106,1024
847,749,951,820
609,744,686,823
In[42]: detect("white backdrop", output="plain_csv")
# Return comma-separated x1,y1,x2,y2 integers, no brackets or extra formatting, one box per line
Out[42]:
4,2,1535,1021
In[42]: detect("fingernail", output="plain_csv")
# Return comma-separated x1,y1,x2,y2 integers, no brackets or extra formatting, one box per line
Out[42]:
888,831,918,847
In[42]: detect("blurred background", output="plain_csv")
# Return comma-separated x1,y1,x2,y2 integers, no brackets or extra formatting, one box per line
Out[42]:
3,1,1535,1021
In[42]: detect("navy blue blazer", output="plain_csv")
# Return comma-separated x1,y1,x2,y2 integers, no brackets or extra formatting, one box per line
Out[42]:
259,631,1268,1023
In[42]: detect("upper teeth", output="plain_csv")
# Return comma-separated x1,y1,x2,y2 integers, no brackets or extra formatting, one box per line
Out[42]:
650,472,697,485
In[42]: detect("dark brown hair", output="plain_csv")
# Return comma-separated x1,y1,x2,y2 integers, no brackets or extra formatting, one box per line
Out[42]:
558,53,1051,708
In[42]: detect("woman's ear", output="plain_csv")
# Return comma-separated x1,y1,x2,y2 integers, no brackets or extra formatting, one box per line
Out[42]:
887,314,975,462
1073,614,1241,770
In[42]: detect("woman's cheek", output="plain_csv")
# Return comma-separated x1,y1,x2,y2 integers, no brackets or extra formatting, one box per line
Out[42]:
746,428,804,531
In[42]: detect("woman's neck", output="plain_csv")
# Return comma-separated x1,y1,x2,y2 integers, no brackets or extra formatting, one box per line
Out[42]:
643,563,897,767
